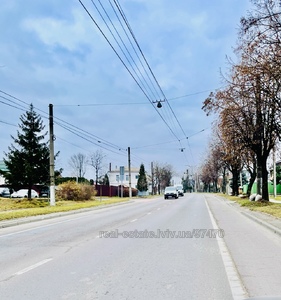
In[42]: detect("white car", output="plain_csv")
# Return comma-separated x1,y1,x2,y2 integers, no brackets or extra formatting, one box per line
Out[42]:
164,186,178,199
0,187,11,198
175,185,184,196
11,189,39,198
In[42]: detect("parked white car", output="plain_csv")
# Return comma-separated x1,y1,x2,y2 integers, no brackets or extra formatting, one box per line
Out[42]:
0,187,11,198
11,189,39,198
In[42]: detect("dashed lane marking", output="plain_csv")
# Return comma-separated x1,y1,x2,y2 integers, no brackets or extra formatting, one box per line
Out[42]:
15,258,53,276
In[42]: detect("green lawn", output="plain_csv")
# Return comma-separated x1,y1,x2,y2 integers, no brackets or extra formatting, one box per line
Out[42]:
0,197,130,221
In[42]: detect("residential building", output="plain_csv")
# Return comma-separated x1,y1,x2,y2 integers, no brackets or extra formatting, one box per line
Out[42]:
0,160,7,185
107,165,140,189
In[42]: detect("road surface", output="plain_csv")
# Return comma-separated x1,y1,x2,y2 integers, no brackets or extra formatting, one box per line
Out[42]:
0,193,281,299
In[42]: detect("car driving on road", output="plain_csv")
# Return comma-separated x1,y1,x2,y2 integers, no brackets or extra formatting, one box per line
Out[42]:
175,185,184,196
164,186,178,199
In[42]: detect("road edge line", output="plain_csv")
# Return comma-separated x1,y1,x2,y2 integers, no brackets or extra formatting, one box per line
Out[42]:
205,198,248,300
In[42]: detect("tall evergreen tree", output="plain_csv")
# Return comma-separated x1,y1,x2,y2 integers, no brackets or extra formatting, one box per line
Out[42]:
136,163,148,192
3,104,50,199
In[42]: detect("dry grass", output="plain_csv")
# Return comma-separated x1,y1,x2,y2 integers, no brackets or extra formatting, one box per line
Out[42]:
0,197,129,221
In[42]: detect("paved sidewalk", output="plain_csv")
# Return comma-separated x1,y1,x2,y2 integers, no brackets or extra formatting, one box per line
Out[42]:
270,198,281,203
220,196,281,237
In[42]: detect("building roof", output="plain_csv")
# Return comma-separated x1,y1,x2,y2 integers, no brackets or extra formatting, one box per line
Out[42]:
108,167,139,173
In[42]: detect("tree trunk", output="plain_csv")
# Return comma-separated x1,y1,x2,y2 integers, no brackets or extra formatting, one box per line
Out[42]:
246,160,257,197
256,164,262,196
222,167,227,194
232,169,239,196
261,157,269,201
247,172,256,197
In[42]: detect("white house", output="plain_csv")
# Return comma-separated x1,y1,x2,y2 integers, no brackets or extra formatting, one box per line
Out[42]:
0,160,7,185
107,165,140,189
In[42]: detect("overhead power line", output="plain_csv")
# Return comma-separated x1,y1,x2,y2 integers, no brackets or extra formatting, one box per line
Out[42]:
0,88,206,169
0,119,17,127
0,89,127,156
78,0,187,142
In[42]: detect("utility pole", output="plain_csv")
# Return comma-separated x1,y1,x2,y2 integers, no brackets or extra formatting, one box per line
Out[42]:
49,104,56,206
128,147,132,198
151,162,154,195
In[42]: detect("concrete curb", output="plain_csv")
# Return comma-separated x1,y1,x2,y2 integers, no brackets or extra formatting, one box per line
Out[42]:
240,210,281,237
218,196,281,238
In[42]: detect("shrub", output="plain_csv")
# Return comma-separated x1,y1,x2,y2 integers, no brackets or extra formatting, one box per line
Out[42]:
56,181,96,200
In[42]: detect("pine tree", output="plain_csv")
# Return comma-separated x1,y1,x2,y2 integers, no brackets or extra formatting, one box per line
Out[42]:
3,104,50,199
136,163,148,192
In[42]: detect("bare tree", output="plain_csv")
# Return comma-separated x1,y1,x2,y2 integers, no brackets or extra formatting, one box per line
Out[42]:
200,129,226,193
69,153,88,181
153,162,173,194
202,0,281,200
89,150,106,185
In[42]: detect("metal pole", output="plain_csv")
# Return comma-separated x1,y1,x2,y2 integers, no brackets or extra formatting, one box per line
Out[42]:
151,161,154,195
128,147,132,198
49,104,56,206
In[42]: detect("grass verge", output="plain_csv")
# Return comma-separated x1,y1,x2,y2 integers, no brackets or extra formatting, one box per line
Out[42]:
219,194,281,218
0,197,130,221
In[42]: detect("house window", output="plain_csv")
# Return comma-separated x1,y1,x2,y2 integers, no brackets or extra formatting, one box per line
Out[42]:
116,175,119,182
135,175,139,179
126,175,129,181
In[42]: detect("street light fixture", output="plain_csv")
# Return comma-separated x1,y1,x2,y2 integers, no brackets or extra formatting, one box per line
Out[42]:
152,99,165,108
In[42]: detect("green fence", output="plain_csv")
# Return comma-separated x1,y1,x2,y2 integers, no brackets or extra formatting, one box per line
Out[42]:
243,182,281,195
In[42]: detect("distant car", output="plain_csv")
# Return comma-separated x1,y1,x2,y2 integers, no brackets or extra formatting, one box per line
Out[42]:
11,189,39,198
164,186,178,199
0,187,11,198
175,185,184,196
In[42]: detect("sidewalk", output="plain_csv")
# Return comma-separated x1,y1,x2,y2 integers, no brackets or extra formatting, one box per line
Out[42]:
223,197,281,237
270,198,281,203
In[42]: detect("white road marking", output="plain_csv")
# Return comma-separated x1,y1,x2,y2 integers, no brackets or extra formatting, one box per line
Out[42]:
15,258,53,276
130,219,137,223
147,212,152,215
205,199,248,300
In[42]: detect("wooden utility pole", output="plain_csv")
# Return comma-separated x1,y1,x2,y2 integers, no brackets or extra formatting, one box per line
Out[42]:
128,147,132,198
49,104,56,206
151,162,154,195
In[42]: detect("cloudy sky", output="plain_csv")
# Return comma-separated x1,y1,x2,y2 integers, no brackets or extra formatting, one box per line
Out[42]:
0,0,253,180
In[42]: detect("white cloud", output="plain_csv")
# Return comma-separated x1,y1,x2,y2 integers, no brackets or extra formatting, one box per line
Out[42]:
0,0,253,177
22,9,92,52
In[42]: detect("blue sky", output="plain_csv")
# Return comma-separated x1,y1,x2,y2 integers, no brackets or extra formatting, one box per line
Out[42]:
0,0,252,180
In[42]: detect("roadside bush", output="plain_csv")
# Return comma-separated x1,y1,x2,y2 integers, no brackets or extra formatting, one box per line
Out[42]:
56,181,96,201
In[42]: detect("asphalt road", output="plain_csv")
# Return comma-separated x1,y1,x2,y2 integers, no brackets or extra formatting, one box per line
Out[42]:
0,194,281,300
